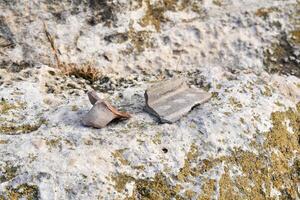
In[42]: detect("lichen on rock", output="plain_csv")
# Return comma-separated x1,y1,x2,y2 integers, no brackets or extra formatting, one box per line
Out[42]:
4,183,39,200
111,103,299,199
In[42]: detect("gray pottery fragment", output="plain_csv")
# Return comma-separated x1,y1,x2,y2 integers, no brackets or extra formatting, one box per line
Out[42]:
144,78,211,123
82,91,130,128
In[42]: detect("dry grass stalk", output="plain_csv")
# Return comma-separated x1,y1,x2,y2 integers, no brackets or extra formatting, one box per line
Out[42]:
43,22,61,67
59,63,102,82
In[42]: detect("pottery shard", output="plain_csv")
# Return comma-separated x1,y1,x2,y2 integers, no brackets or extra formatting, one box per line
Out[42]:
82,91,130,128
144,78,211,123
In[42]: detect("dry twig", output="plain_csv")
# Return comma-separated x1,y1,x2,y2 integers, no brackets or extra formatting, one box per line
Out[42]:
43,21,61,67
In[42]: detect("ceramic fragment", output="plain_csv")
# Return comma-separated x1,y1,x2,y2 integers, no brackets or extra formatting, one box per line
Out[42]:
82,91,130,128
144,78,211,123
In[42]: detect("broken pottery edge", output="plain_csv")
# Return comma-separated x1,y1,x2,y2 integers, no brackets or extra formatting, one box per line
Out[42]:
144,91,172,124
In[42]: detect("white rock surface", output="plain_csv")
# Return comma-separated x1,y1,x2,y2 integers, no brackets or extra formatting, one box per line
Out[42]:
0,0,299,199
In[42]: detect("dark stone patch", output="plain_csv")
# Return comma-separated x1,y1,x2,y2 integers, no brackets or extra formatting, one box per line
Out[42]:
88,0,119,26
0,17,15,48
162,148,168,153
10,61,31,73
104,32,128,43
51,11,68,23
0,61,32,73
0,0,18,8
44,0,88,19
264,33,300,77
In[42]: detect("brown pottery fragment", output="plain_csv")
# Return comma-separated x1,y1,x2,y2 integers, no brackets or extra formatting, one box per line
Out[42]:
82,91,130,128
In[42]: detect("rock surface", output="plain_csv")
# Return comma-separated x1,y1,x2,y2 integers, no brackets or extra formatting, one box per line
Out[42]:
0,0,299,199
145,78,211,123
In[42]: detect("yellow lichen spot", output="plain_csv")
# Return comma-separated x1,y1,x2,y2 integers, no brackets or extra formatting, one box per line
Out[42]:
0,100,25,114
0,119,46,135
115,103,300,199
210,92,219,99
229,97,243,109
128,24,152,52
239,117,245,124
290,30,300,44
152,132,162,145
219,167,241,200
6,184,39,200
112,173,134,193
83,139,93,145
275,101,284,107
189,122,197,129
140,0,200,32
184,189,196,199
265,106,299,156
140,0,174,32
213,0,223,6
130,173,183,199
0,140,8,144
197,179,216,200
71,105,79,111
216,84,222,89
255,7,279,18
177,144,198,182
217,103,300,199
132,165,145,170
46,138,61,150
114,173,184,199
112,149,130,165
223,112,231,116
262,86,272,96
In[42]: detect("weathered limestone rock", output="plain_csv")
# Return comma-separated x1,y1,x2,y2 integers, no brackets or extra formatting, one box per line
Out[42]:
144,78,211,123
82,91,130,128
0,0,299,199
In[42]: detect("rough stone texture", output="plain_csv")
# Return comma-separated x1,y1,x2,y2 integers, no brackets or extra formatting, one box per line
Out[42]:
145,78,211,123
0,0,299,199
